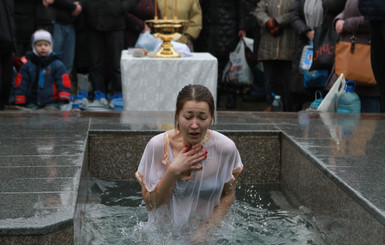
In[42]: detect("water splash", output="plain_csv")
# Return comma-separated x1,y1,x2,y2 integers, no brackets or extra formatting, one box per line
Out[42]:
79,180,327,244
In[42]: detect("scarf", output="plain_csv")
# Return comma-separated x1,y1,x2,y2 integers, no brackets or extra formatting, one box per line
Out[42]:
304,0,324,29
27,53,57,92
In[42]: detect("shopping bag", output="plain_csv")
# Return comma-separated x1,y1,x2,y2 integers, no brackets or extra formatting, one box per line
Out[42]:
309,90,323,110
303,69,328,88
334,21,376,86
222,39,253,85
310,25,339,71
317,73,345,112
241,37,256,68
299,43,329,88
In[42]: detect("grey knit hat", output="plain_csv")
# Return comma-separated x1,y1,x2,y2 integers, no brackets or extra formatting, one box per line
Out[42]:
31,29,53,55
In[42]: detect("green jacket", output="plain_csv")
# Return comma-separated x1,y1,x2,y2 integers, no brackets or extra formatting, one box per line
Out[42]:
84,0,139,31
253,0,297,61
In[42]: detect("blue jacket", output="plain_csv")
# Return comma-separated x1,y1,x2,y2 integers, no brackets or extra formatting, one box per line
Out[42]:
14,52,71,106
359,0,385,20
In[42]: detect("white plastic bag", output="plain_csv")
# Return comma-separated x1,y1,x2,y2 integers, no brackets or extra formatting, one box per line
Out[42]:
135,31,162,51
222,38,254,85
317,73,345,112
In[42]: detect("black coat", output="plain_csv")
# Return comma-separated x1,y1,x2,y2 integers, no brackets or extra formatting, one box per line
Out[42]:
14,0,39,43
53,0,85,25
194,0,242,57
0,0,15,53
322,0,347,27
35,2,56,28
359,0,385,20
83,0,139,31
239,0,260,62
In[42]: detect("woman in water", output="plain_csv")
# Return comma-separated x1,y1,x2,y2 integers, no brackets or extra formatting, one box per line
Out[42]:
135,84,243,242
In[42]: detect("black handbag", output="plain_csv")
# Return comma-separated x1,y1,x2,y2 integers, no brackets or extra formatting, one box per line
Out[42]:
310,24,340,71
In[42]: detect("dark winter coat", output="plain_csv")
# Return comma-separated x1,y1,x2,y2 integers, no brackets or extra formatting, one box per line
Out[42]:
83,0,140,31
0,0,15,53
322,0,347,28
14,52,71,106
14,0,39,43
193,0,242,57
239,0,260,61
124,0,160,48
53,0,85,25
35,2,56,28
358,0,385,21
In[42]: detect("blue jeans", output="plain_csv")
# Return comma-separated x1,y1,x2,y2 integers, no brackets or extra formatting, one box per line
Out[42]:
53,24,75,74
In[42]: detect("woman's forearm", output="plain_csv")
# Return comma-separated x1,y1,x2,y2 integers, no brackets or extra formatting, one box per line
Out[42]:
205,182,235,229
142,167,179,210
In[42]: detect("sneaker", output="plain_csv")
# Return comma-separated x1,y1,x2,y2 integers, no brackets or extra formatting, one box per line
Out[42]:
86,91,110,111
72,90,88,110
71,102,82,112
109,93,124,111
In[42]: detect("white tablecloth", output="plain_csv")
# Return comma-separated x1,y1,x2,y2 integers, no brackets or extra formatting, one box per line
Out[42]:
121,51,218,112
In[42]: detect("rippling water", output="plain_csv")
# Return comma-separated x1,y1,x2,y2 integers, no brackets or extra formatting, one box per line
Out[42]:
78,178,327,245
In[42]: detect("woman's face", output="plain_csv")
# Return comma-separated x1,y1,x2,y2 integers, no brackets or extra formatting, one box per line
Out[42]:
177,100,213,146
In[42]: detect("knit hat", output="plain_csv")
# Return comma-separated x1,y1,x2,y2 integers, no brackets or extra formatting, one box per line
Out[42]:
31,29,53,55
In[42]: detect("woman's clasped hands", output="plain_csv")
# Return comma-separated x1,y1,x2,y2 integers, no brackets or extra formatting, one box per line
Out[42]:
169,145,207,177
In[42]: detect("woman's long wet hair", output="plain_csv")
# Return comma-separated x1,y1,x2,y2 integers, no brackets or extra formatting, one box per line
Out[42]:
174,84,215,128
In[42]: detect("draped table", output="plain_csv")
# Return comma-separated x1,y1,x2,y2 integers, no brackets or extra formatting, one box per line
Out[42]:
121,51,218,111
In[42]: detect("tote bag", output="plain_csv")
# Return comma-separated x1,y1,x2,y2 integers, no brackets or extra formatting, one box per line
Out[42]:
335,21,376,86
310,25,339,71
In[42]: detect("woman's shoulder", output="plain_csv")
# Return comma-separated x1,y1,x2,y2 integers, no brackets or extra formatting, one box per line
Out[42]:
147,132,166,146
210,130,237,150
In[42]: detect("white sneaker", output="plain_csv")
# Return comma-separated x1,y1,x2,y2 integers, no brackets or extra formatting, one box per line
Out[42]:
86,91,111,111
87,97,109,108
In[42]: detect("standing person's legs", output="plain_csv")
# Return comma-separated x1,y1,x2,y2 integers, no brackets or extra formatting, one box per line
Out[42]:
53,24,76,74
263,60,279,107
88,29,107,94
369,21,385,112
0,53,13,110
279,60,292,111
105,30,124,95
263,60,292,111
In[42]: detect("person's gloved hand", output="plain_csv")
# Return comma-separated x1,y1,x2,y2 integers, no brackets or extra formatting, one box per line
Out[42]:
265,18,282,36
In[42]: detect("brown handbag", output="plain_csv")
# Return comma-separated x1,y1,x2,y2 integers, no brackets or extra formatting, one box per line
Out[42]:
335,20,376,86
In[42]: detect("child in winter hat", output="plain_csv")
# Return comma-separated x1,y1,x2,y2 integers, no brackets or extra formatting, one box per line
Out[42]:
32,29,53,56
14,29,71,109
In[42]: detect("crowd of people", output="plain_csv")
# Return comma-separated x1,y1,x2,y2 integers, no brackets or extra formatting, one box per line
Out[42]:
0,0,384,112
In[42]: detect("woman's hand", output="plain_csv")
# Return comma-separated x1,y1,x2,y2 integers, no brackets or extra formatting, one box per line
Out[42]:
42,0,54,7
335,19,345,35
72,2,82,16
238,29,246,38
142,145,207,210
169,145,207,177
142,24,151,33
306,30,314,42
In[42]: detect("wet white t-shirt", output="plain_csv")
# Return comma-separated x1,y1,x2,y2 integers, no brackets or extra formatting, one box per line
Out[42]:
135,130,243,228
